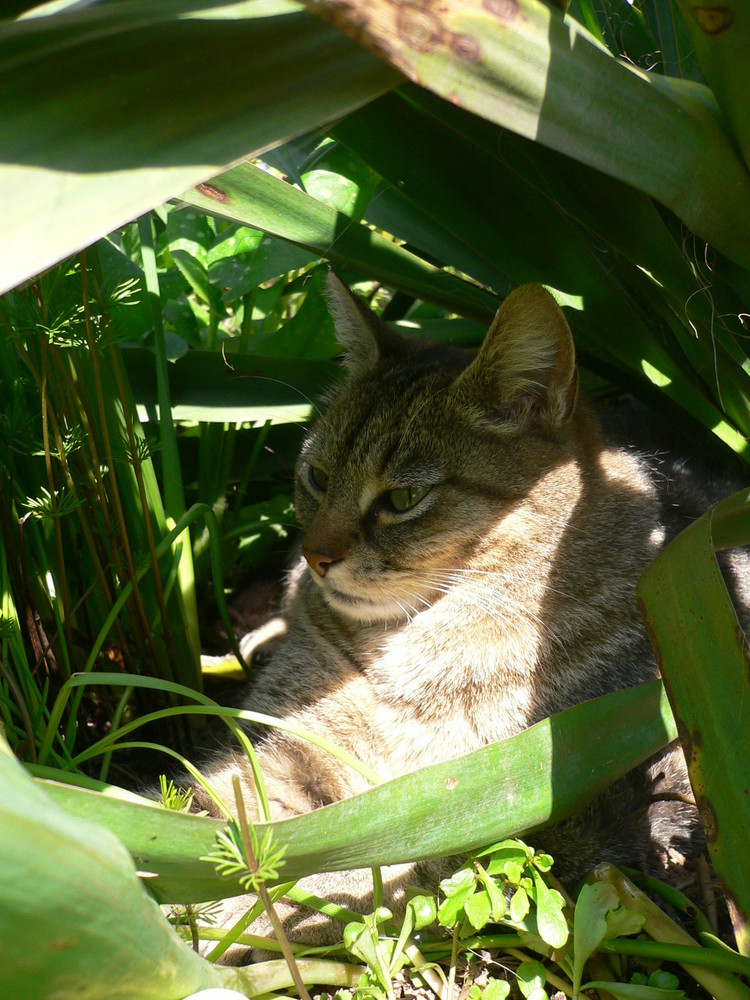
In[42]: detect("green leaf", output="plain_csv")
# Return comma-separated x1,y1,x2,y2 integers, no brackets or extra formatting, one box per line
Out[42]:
637,488,750,955
517,960,546,998
331,88,750,452
406,894,438,932
582,983,685,1000
572,882,619,993
343,910,394,993
0,0,399,295
648,971,682,991
181,160,498,321
309,0,750,267
300,141,380,219
207,228,318,301
510,886,530,923
0,733,246,998
438,866,477,927
255,265,339,359
121,346,335,425
530,867,569,949
476,863,506,921
606,905,647,940
464,889,493,931
673,0,750,172
483,979,512,1000
38,679,677,903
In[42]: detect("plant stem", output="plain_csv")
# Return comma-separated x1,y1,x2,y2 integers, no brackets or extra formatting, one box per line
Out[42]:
402,938,448,1000
447,923,460,1000
621,866,713,936
594,864,750,1000
206,883,297,964
232,776,313,1000
601,938,750,979
0,657,36,763
372,866,384,910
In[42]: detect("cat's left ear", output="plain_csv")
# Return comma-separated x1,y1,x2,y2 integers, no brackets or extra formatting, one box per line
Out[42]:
325,272,405,376
457,284,578,431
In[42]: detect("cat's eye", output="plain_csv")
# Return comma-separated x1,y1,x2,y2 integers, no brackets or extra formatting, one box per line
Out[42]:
308,464,329,492
387,485,430,513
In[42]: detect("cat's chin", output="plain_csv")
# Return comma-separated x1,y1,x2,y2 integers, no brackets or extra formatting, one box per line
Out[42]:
321,585,409,625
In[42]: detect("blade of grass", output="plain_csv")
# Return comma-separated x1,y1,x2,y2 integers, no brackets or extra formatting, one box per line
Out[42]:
138,212,201,676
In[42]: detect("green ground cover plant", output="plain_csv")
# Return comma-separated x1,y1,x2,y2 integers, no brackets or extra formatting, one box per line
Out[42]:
0,0,749,997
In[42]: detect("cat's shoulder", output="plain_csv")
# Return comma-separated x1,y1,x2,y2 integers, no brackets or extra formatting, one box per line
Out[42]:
597,403,748,540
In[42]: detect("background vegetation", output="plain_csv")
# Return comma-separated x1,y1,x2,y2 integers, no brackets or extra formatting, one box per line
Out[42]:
0,0,749,997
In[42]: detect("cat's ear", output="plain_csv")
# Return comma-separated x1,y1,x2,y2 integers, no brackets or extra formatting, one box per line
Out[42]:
457,284,578,430
325,272,404,375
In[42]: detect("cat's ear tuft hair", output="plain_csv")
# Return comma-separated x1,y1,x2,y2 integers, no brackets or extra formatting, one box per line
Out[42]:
458,284,578,431
325,272,404,375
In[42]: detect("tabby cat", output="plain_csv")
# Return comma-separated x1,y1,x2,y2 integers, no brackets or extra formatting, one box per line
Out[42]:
195,275,745,955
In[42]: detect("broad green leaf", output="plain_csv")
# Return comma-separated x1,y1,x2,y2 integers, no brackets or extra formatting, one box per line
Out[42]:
673,1,750,171
648,971,681,991
406,894,437,932
605,906,647,940
121,347,336,425
0,733,248,999
482,979,512,1000
364,179,513,297
398,83,749,392
254,266,339,359
572,882,618,992
476,863,506,921
582,984,685,1000
307,0,750,268
330,89,750,451
510,886,530,923
300,141,380,220
637,488,750,955
0,0,399,295
38,679,677,904
206,227,319,301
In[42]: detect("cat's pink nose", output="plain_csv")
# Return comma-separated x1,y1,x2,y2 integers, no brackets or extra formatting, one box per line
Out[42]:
302,548,335,578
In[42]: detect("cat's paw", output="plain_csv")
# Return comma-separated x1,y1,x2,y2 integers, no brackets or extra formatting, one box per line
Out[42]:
239,617,287,666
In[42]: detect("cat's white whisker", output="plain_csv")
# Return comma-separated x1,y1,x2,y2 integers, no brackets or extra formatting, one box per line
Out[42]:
426,566,582,603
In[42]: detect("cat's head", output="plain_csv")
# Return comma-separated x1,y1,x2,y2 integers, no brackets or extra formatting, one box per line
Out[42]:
293,274,580,624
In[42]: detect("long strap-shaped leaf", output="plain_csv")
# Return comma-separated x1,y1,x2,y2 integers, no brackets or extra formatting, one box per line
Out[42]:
0,0,398,295
180,160,498,320
304,0,750,268
638,488,750,956
673,0,750,173
39,679,676,904
0,734,249,999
